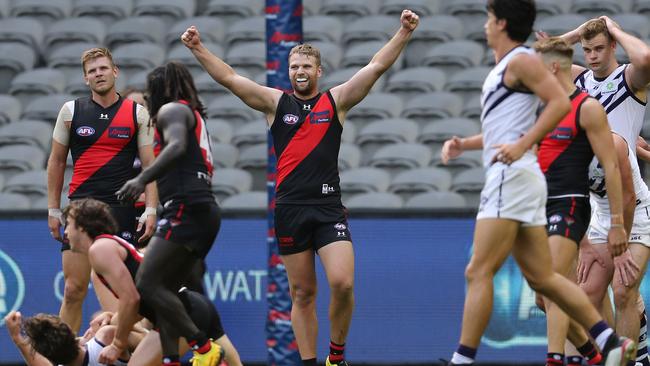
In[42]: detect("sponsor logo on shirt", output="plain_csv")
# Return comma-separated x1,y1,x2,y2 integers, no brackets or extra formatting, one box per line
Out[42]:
310,110,330,124
550,127,573,140
108,127,131,139
282,114,299,125
76,126,95,136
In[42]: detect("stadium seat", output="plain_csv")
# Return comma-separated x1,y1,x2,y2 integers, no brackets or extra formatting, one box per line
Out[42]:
235,143,267,190
368,143,432,176
0,120,52,150
232,119,267,150
345,93,403,125
461,95,482,119
341,121,356,143
445,66,490,101
356,118,419,164
220,191,266,210
47,42,98,80
338,143,362,171
611,13,650,39
210,142,239,168
0,0,9,18
536,0,573,18
0,17,44,51
225,16,265,47
320,67,386,93
117,70,147,94
405,15,463,67
342,41,402,70
340,167,392,197
401,91,463,123
536,14,588,38
482,47,495,67
166,16,226,47
206,119,234,144
167,42,225,78
341,15,397,47
207,95,263,124
195,71,250,105
0,42,36,93
225,41,266,76
344,191,403,209
303,15,343,43
211,167,253,201
203,0,263,25
105,16,166,49
309,41,343,73
0,145,46,174
43,18,106,54
319,0,380,21
418,118,480,149
385,67,446,98
33,194,69,209
72,0,134,25
431,148,482,171
3,169,47,199
463,20,487,43
571,0,632,16
112,42,166,80
9,0,72,25
420,40,484,73
0,95,22,125
634,0,650,15
379,0,442,16
442,0,486,24
389,166,452,196
9,68,66,107
0,192,31,210
133,0,195,24
451,166,485,207
404,190,467,209
22,94,74,124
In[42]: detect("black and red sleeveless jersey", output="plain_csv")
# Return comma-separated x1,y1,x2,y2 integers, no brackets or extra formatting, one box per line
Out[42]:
538,89,594,197
154,101,214,205
271,91,342,205
69,97,138,205
94,234,142,298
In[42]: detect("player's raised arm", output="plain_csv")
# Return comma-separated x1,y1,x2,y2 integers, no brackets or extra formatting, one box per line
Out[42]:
330,9,418,117
600,16,650,92
182,25,282,120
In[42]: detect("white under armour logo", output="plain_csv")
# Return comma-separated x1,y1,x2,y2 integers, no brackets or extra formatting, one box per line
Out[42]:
303,104,311,110
99,113,109,120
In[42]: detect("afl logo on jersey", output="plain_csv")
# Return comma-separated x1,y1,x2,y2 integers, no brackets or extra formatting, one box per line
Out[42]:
283,114,299,125
76,126,95,136
0,249,25,326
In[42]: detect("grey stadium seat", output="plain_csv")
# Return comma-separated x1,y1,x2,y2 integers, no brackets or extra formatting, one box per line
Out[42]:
344,192,403,209
0,145,46,174
536,0,572,18
167,42,225,78
33,194,69,209
356,118,419,164
195,71,250,104
303,15,343,43
401,91,463,123
0,42,36,92
405,15,463,67
340,167,392,196
379,0,442,16
211,168,253,201
112,43,166,80
420,40,484,73
206,119,233,144
47,42,98,80
463,20,487,44
389,167,453,199
9,68,66,107
0,95,22,125
118,70,148,93
43,18,106,54
0,0,8,17
611,13,650,39
105,17,166,49
451,166,485,207
536,15,588,38
0,17,44,51
232,119,267,150
431,148,482,171
211,142,239,168
445,67,490,100
203,0,263,25
404,191,467,209
3,169,47,199
368,142,432,175
419,118,480,148
634,0,650,15
0,192,31,210
303,0,321,16
385,67,446,97
72,0,134,24
166,17,226,47
442,0,486,16
461,95,482,119
9,0,72,25
220,191,266,210
225,16,265,47
342,41,402,70
338,143,362,171
346,93,403,124
309,41,343,73
133,0,195,25
235,143,267,190
22,94,74,124
341,121,356,143
341,15,397,47
571,0,632,16
225,41,266,76
207,95,263,124
0,120,52,150
320,67,386,94
319,0,380,21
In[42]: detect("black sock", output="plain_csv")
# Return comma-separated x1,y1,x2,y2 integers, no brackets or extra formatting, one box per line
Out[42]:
187,331,210,353
302,358,317,366
546,352,563,366
329,340,345,363
577,340,602,364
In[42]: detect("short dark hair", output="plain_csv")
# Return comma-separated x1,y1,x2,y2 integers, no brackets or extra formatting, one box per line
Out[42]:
145,62,206,124
63,198,118,238
23,314,79,365
487,0,537,42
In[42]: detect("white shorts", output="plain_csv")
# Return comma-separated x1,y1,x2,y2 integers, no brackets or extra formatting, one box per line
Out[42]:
85,337,129,366
476,163,547,226
588,205,650,246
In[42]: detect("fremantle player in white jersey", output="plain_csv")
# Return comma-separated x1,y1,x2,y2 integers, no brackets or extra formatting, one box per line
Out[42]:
440,1,634,365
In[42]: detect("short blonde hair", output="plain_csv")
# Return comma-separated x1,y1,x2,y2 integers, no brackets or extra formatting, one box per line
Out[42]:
80,47,115,75
288,43,321,66
580,19,613,43
534,37,574,59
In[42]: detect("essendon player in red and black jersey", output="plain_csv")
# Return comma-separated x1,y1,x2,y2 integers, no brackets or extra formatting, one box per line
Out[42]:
182,10,419,366
534,38,629,366
117,62,225,366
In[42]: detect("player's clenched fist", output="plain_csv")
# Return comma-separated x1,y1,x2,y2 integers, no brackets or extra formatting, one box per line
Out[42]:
401,9,419,31
181,26,201,49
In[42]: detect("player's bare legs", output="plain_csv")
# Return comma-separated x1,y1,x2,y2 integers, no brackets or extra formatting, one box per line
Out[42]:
59,249,91,333
282,250,318,360
612,244,650,341
319,241,355,344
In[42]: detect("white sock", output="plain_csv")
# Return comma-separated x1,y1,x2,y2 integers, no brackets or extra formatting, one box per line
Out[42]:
595,328,614,351
451,352,474,364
